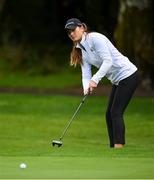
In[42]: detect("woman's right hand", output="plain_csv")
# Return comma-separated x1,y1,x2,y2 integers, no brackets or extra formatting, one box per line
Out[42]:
84,80,97,95
83,89,89,95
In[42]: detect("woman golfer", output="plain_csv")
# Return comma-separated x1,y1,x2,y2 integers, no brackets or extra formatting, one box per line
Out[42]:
65,18,139,148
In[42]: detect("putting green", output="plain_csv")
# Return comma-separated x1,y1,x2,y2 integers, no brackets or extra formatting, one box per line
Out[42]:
0,156,154,179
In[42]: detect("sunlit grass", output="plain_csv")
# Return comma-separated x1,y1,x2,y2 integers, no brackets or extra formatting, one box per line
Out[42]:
0,70,81,88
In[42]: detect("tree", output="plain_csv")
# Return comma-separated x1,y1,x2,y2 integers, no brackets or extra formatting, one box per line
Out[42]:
0,0,5,12
115,0,154,89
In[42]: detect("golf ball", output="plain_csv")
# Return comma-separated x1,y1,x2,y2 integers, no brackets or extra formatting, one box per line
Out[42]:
20,163,27,169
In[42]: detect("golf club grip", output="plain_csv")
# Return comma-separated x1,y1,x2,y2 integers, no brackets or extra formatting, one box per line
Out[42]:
59,94,88,140
82,94,88,103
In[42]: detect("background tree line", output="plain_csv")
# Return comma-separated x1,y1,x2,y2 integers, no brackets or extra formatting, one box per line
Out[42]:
0,0,153,88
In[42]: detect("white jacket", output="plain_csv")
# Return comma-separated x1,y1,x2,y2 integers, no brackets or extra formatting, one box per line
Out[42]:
76,32,137,91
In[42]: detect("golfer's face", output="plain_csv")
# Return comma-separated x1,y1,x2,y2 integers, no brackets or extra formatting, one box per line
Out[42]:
68,26,84,42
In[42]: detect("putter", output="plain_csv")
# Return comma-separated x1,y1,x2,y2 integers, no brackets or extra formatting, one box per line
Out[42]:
52,94,88,147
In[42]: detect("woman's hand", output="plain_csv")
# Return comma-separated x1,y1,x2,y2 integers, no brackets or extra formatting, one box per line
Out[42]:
83,80,97,95
89,80,97,94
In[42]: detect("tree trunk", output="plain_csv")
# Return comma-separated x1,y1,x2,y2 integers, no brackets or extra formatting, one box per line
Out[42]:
114,0,154,89
0,0,5,12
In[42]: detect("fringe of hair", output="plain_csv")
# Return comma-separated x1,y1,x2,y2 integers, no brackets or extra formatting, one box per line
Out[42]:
70,43,82,67
70,23,88,67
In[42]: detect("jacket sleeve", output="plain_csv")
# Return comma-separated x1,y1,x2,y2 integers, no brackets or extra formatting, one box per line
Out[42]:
81,60,92,91
91,34,113,84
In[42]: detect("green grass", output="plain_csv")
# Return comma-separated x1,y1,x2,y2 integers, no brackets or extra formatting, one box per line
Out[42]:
0,68,109,89
0,70,82,88
0,93,154,179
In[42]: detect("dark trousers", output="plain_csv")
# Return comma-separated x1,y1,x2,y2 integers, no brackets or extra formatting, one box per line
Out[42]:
106,71,139,147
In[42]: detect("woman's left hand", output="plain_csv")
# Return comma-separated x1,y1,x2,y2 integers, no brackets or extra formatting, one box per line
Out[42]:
89,80,97,94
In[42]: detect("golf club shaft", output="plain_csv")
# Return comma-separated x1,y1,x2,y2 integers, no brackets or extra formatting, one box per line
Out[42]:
59,94,88,140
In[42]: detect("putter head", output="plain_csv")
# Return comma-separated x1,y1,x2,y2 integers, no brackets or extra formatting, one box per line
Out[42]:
52,140,63,147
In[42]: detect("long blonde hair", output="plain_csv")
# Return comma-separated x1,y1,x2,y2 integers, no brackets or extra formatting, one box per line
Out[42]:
70,23,88,67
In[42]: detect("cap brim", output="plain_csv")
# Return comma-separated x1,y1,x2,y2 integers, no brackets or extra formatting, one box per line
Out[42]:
65,24,77,30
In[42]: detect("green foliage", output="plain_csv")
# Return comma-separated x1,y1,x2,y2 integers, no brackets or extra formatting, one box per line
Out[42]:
0,43,70,75
0,0,120,76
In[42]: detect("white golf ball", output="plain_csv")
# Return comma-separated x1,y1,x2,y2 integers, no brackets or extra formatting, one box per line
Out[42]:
20,163,27,169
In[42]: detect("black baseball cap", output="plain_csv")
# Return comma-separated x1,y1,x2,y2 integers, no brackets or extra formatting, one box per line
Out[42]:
65,18,82,30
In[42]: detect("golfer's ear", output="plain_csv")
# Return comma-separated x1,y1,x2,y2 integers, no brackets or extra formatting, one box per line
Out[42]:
82,23,88,31
82,23,86,28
